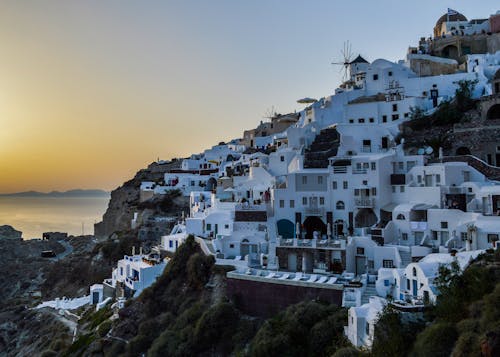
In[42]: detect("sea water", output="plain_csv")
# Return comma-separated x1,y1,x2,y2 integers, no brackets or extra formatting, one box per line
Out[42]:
0,196,109,239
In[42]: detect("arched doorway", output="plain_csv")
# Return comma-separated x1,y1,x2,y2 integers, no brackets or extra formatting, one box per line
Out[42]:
487,104,500,120
455,146,471,155
205,177,217,191
355,208,377,228
334,219,345,237
277,219,295,238
303,216,327,239
442,45,459,60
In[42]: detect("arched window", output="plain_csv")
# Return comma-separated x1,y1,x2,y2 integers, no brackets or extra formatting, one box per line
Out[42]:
396,214,405,220
412,267,417,277
336,201,345,210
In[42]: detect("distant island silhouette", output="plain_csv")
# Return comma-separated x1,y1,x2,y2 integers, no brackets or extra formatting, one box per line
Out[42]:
0,189,110,198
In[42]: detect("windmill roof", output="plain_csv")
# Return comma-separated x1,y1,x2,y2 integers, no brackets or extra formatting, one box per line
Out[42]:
350,55,369,64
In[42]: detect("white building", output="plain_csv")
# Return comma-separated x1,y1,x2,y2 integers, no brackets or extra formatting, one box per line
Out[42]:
110,253,167,298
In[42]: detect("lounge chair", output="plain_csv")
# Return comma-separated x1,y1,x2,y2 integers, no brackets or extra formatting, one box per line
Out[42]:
279,273,290,280
316,276,328,283
245,268,252,275
267,272,276,279
326,277,338,284
307,274,318,283
292,272,303,281
234,255,241,260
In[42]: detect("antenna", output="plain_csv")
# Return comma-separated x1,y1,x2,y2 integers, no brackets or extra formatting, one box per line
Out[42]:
263,106,276,120
331,41,354,82
81,222,84,236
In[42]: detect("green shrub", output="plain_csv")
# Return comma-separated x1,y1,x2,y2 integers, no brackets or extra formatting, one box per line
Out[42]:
97,320,112,337
411,322,458,357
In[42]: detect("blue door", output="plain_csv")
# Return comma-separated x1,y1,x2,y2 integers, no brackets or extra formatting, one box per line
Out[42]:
412,280,418,297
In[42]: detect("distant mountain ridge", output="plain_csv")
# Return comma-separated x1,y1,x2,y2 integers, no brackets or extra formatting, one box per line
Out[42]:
0,189,110,198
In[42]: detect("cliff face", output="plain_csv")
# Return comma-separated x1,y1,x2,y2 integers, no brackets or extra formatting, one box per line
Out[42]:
94,160,181,238
0,225,22,239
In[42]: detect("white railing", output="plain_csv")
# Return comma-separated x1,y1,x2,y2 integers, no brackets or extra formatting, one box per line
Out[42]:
304,206,325,215
355,198,375,207
352,168,368,174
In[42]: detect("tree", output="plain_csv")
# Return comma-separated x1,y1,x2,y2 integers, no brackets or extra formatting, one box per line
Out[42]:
455,79,478,112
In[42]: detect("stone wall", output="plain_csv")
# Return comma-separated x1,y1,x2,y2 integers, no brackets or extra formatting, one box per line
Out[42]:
226,275,343,318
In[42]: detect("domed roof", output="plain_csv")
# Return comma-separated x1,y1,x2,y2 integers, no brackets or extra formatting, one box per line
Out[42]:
435,12,468,29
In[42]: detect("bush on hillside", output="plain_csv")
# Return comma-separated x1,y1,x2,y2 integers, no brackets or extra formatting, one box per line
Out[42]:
411,322,458,357
249,301,348,357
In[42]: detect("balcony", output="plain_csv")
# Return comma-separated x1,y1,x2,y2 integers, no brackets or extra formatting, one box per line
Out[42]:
125,277,140,291
410,221,428,231
355,198,375,207
352,168,368,174
304,206,325,216
277,237,346,250
333,166,347,174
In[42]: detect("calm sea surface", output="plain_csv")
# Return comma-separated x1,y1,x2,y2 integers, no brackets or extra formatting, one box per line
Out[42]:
0,196,110,239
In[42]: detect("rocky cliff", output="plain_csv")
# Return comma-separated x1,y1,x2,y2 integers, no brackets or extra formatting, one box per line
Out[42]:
94,160,182,238
0,225,22,240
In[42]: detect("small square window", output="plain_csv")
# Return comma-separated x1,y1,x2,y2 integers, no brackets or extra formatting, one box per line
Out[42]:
388,71,393,76
382,115,387,123
343,181,348,189
357,247,365,255
302,197,307,205
373,74,379,80
279,200,284,208
441,221,448,229
371,162,376,170
224,224,229,229
369,117,374,123
392,114,399,121
402,233,408,240
332,181,337,190
354,189,360,196
404,112,409,118
280,155,284,162
349,119,354,123
436,174,441,183
392,104,398,112
319,197,325,205
383,259,394,268
290,200,295,208
372,187,377,196
206,223,211,230
358,118,365,123
229,243,234,249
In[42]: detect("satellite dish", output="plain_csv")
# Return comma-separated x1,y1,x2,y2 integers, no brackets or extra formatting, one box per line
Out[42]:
425,147,434,155
417,148,425,155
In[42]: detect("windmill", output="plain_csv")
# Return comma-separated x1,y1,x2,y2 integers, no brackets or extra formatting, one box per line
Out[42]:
331,41,354,83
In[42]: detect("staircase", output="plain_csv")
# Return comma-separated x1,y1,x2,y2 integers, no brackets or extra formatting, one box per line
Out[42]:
399,250,412,267
431,155,500,181
361,283,377,305
304,128,340,168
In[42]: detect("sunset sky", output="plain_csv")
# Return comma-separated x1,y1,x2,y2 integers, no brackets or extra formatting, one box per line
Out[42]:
0,1,498,193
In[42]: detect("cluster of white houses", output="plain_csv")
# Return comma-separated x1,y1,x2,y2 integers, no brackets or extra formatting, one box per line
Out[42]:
90,10,500,351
